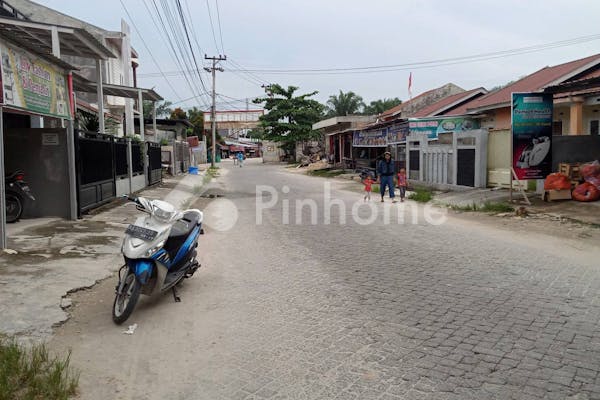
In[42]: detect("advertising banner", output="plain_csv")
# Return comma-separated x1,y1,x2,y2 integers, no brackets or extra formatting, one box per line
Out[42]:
353,129,387,147
408,117,479,139
0,42,71,119
387,121,409,144
511,93,552,180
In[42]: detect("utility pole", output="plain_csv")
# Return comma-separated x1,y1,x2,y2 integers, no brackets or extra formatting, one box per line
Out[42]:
204,54,226,168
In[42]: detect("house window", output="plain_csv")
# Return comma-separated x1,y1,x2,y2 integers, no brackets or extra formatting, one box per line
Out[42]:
591,120,599,136
552,121,563,135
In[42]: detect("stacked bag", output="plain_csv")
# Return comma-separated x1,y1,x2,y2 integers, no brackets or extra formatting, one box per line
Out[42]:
572,161,600,202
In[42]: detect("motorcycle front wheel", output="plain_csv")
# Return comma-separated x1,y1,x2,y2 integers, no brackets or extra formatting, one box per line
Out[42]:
6,194,22,223
112,272,141,325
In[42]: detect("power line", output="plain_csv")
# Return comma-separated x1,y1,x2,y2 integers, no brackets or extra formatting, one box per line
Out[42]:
146,0,211,109
118,0,182,102
227,57,269,86
214,0,225,54
138,33,600,78
205,0,221,54
175,0,209,93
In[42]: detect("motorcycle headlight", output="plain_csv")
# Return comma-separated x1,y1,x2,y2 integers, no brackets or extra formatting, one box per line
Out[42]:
154,207,175,222
145,241,165,257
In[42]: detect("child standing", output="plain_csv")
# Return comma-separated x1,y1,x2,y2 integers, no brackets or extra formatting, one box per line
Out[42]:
397,168,407,202
363,176,374,202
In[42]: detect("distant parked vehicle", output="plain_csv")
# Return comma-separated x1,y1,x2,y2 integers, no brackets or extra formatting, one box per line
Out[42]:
5,170,35,223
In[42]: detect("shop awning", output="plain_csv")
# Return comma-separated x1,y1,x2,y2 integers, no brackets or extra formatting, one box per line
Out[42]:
72,73,163,101
0,16,115,59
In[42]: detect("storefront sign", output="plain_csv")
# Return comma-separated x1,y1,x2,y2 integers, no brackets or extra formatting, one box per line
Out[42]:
408,117,479,139
0,42,71,119
387,122,409,144
353,129,387,147
511,93,552,180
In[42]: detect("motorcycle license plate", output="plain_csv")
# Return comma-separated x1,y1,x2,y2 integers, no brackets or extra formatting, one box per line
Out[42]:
125,225,158,241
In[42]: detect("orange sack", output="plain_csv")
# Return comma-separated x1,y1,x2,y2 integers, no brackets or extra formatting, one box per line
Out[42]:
572,182,600,202
581,162,600,179
544,173,572,190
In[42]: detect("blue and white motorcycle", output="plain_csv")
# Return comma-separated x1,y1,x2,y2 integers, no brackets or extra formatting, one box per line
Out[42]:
112,196,203,324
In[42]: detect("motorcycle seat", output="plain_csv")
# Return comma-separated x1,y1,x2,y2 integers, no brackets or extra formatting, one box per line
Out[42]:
164,212,200,261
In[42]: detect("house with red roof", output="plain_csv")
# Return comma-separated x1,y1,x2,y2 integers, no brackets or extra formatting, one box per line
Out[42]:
464,53,600,133
456,53,600,186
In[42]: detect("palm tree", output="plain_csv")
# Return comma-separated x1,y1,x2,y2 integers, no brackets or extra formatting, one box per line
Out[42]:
363,98,402,115
326,90,365,117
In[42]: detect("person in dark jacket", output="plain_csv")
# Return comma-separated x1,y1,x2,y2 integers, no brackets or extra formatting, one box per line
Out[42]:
377,151,396,203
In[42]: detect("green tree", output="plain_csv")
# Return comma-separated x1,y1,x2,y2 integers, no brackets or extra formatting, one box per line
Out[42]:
170,107,188,120
247,127,265,140
363,98,402,115
326,90,364,117
142,100,173,118
187,106,205,137
253,84,324,153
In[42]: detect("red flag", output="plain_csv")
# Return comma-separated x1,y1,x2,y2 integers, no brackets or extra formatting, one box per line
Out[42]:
408,72,412,98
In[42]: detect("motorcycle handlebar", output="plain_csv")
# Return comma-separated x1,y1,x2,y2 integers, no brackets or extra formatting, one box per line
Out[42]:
123,194,138,203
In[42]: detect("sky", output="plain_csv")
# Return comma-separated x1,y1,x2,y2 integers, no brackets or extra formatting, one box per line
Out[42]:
40,0,600,112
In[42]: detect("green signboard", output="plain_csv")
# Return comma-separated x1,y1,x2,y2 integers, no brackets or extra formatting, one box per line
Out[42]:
408,117,479,139
0,42,71,119
511,93,552,180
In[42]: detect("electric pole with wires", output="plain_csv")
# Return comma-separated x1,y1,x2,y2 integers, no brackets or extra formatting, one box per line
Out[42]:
204,54,226,168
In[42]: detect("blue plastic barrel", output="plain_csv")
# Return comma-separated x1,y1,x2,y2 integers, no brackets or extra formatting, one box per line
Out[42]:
188,166,199,175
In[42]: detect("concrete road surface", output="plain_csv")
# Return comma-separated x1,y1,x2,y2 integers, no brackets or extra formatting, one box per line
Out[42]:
51,159,600,400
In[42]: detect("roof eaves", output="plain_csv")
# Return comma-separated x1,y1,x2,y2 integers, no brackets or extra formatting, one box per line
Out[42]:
429,89,488,116
466,101,511,114
542,56,600,89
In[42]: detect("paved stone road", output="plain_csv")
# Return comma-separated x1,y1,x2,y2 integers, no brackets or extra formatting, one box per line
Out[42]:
52,160,600,400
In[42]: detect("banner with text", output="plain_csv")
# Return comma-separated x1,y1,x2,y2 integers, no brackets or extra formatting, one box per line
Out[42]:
511,93,552,180
0,42,71,119
353,129,387,147
408,117,479,139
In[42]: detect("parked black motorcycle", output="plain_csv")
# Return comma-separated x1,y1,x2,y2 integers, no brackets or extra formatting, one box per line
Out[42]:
5,170,35,223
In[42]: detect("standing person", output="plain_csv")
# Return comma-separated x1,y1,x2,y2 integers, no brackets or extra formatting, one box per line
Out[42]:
397,168,407,202
232,153,238,166
363,175,375,202
377,151,396,203
236,151,244,167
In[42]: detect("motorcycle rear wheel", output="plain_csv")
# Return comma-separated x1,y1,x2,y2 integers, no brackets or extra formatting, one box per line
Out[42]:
6,194,22,223
112,272,141,325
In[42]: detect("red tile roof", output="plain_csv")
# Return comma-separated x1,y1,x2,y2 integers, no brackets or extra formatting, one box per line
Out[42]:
466,53,600,113
380,88,436,119
410,88,487,118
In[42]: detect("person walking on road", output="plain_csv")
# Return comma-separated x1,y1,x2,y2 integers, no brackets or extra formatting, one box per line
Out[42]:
363,175,375,202
397,168,407,202
377,151,396,203
236,152,244,168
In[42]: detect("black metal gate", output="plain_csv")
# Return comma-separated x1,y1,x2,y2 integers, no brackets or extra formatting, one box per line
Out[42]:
75,131,116,213
147,142,162,185
457,149,476,187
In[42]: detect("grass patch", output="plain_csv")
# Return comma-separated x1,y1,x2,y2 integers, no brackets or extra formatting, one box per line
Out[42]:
206,167,220,179
307,169,346,178
0,339,79,400
451,201,514,213
408,187,433,203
